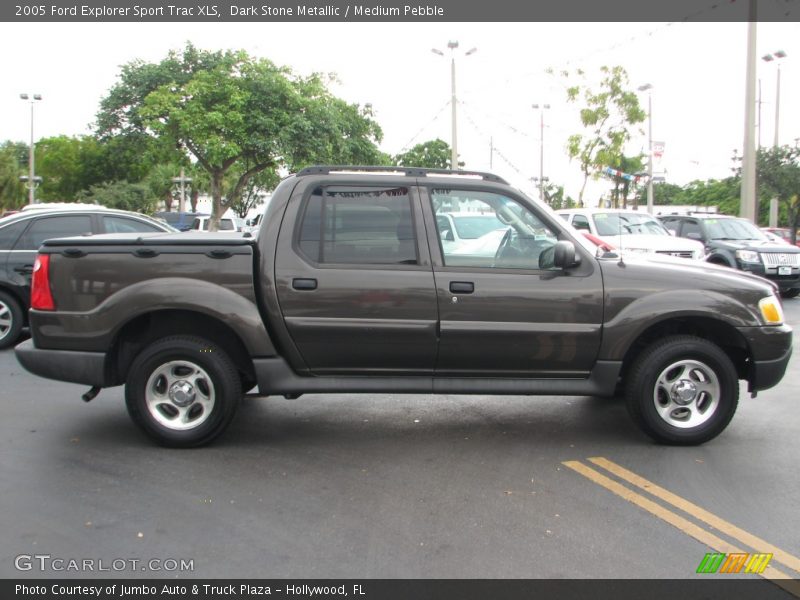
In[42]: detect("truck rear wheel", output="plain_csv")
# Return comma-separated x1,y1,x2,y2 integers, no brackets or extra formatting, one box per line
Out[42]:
125,336,241,447
625,335,738,445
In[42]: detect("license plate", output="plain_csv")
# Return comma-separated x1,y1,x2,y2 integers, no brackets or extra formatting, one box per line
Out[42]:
779,266,792,276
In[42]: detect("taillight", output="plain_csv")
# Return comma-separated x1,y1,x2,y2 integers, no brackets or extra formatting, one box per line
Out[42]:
31,253,55,311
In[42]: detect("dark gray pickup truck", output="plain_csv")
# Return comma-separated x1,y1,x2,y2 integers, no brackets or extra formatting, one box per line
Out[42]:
15,167,793,447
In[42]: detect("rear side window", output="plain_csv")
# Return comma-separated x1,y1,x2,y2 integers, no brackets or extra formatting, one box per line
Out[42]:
298,186,417,265
681,220,703,239
103,216,163,234
660,218,680,234
13,215,92,250
0,220,28,250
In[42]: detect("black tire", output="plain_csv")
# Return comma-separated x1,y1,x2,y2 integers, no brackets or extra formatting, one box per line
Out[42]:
780,288,800,299
625,335,738,445
125,335,241,447
0,291,24,350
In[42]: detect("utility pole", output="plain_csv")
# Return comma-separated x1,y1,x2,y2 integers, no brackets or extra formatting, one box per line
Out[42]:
532,103,550,202
740,3,758,223
637,84,654,214
432,41,476,170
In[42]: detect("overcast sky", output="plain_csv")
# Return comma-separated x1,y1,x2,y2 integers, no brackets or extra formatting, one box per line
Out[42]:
2,19,800,203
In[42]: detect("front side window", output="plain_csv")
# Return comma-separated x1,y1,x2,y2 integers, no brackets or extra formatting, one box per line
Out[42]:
298,186,417,265
571,214,591,231
429,189,559,270
14,215,92,251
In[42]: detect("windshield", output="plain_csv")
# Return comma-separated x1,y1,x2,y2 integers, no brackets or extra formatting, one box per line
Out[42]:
451,215,505,239
592,212,669,236
705,218,766,241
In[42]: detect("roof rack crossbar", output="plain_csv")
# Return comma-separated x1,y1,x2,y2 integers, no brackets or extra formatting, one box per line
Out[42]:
296,165,508,184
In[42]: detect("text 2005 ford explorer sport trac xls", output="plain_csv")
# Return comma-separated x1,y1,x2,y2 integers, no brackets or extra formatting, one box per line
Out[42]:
15,167,792,447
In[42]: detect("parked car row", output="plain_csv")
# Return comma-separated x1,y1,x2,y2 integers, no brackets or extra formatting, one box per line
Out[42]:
0,205,175,349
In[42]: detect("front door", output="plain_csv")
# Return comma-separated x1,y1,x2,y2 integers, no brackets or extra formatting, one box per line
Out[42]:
421,187,604,377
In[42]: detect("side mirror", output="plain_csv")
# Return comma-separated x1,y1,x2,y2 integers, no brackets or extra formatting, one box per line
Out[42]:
686,232,703,241
553,240,580,269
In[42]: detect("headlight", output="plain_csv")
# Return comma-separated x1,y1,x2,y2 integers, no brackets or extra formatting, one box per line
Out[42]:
758,295,785,325
693,248,705,260
736,249,760,263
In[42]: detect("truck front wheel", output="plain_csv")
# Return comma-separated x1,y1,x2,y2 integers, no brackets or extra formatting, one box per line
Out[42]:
125,336,241,447
625,335,738,445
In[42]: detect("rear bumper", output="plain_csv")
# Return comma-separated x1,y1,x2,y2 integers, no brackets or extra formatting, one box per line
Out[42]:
15,339,111,387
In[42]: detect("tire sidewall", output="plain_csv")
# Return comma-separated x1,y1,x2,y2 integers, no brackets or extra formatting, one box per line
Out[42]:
125,337,240,447
631,338,738,445
0,291,24,350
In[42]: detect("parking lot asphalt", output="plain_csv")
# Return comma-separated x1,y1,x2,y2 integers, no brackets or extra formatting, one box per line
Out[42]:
1,302,799,587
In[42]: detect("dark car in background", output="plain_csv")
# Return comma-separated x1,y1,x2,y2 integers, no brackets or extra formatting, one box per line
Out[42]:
659,214,800,298
0,206,174,349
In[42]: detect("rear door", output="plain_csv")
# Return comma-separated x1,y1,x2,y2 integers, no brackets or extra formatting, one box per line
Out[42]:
420,187,604,377
275,181,438,375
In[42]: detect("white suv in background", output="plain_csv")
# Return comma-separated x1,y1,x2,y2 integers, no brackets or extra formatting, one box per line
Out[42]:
190,215,246,232
557,208,705,260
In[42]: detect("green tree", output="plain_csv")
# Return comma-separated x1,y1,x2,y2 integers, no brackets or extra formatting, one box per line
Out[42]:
651,182,685,206
673,178,741,215
0,141,27,211
225,167,279,218
97,43,384,230
560,66,646,206
757,145,800,240
35,135,87,201
607,154,645,209
76,180,157,214
394,139,453,169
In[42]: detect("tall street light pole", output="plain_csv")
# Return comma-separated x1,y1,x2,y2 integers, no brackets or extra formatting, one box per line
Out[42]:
432,41,476,170
762,50,787,226
19,93,43,205
532,103,550,202
637,84,654,214
762,50,787,147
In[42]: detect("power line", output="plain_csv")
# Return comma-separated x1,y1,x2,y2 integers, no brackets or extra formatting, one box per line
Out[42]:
397,101,450,153
461,106,525,176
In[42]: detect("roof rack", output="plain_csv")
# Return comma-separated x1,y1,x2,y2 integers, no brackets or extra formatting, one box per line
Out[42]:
295,165,509,184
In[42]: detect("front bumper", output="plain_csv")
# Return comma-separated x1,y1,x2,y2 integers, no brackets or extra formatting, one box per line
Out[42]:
738,323,793,392
15,339,111,387
738,263,800,290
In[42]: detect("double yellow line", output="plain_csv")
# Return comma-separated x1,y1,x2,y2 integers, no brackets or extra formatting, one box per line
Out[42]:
563,457,800,596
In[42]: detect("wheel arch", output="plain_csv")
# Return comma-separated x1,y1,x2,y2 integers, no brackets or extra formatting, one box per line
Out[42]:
706,251,734,267
618,316,751,389
107,309,256,387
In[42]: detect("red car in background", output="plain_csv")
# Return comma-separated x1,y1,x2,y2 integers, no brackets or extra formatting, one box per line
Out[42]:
761,227,800,247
